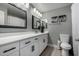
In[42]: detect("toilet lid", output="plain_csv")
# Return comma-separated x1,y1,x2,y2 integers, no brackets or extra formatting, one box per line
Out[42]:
61,43,71,49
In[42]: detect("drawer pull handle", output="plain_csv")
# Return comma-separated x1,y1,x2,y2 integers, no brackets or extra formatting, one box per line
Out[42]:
43,39,45,43
3,47,16,53
35,38,38,40
25,41,31,44
32,45,35,52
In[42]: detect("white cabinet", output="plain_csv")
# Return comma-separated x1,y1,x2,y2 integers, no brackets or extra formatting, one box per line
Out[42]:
8,51,19,56
32,41,40,56
20,38,34,48
20,34,48,56
43,34,48,48
20,44,33,56
38,34,48,55
0,33,48,56
39,38,44,54
20,38,34,56
20,41,40,56
32,35,48,56
20,37,40,56
0,41,19,56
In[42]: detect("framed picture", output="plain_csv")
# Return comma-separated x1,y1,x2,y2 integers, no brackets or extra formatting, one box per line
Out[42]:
59,15,66,22
51,15,66,24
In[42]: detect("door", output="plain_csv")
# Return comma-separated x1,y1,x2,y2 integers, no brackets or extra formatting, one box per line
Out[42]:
71,3,79,56
32,42,40,56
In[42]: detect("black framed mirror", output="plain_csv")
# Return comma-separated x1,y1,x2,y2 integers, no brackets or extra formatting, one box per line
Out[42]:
32,15,41,29
0,3,27,29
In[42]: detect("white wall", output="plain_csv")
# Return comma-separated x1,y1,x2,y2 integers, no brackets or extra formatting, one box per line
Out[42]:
43,5,72,45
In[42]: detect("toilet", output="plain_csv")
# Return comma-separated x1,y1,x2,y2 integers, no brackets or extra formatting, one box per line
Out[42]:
60,34,71,56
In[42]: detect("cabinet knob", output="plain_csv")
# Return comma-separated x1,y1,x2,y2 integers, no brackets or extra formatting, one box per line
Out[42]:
43,39,45,43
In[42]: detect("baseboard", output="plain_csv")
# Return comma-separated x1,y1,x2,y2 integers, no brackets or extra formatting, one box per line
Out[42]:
48,44,58,48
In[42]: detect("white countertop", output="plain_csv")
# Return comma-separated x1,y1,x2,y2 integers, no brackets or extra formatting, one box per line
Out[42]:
0,31,48,45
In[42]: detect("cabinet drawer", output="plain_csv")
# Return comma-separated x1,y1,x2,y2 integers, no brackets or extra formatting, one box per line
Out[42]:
20,38,34,48
20,44,33,56
0,41,19,56
43,34,48,38
8,51,19,56
34,37,39,42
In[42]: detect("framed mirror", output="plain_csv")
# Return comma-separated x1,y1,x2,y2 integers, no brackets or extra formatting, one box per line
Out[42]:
42,21,48,29
0,3,27,29
32,15,41,29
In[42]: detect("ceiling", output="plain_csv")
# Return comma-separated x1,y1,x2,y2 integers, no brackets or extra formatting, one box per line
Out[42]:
32,3,72,13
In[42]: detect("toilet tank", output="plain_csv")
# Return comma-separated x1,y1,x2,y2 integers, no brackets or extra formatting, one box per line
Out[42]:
60,34,70,43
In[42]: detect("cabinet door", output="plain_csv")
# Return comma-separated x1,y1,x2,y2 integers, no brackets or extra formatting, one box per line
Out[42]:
0,41,19,56
43,35,48,48
39,37,45,54
20,44,33,56
32,42,40,56
8,51,19,56
39,35,48,53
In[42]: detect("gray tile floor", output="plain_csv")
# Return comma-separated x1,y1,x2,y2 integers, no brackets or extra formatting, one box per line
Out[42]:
40,46,62,56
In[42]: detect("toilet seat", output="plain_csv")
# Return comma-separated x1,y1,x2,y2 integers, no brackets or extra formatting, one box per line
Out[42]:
61,43,71,50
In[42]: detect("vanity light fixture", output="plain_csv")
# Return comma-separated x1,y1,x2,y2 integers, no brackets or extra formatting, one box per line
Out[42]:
33,8,42,18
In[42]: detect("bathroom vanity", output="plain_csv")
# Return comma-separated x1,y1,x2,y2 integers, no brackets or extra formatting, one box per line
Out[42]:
0,31,48,56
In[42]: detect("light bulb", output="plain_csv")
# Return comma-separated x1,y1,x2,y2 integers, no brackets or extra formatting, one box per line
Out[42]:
36,10,39,14
45,19,48,23
39,12,42,17
25,3,29,8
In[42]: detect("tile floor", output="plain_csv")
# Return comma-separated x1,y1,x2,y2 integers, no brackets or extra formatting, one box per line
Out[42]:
40,46,62,56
